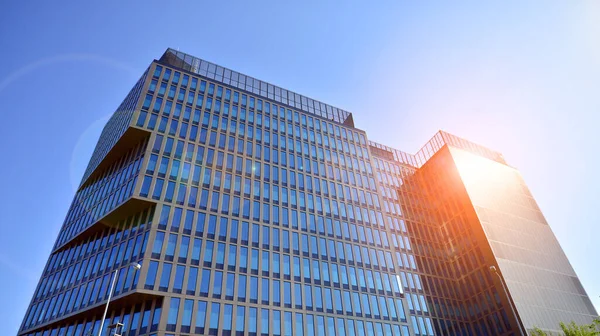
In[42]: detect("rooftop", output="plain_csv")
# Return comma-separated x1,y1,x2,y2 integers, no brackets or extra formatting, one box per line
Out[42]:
369,131,506,168
159,48,355,126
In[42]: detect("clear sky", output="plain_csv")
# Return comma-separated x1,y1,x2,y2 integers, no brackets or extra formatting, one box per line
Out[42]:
1,1,599,334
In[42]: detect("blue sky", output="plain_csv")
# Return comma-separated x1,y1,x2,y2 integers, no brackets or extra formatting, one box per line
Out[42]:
1,1,599,334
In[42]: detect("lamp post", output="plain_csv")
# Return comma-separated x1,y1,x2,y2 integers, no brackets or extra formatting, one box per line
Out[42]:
489,265,526,336
98,262,142,336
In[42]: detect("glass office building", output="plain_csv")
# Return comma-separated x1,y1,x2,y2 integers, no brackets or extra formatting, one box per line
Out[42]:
18,49,597,336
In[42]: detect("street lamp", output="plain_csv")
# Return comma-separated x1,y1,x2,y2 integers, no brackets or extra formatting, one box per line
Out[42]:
98,262,142,336
489,265,526,336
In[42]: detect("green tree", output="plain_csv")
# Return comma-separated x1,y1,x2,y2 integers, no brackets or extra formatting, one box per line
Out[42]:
531,327,550,336
531,318,600,336
559,318,600,336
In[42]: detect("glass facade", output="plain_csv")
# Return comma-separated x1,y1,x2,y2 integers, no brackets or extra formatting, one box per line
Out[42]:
451,147,598,333
398,146,516,335
18,49,596,336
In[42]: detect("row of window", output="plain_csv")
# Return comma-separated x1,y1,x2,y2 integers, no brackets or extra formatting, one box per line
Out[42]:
155,205,409,252
151,227,407,274
138,114,377,193
139,93,368,168
76,141,144,211
146,258,435,319
56,140,147,247
22,293,509,336
22,299,162,336
22,296,433,336
145,252,406,295
139,98,369,163
35,230,148,304
144,177,408,243
149,205,424,290
144,158,388,223
59,176,138,248
152,64,366,145
149,130,376,199
139,100,368,165
166,298,419,336
43,208,153,278
147,140,381,213
153,263,409,317
23,262,141,329
140,177,395,232
141,160,409,237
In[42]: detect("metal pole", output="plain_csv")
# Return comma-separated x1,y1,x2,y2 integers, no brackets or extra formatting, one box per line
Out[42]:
490,266,526,336
98,269,119,336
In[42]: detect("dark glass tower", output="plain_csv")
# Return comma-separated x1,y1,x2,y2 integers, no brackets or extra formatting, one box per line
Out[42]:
18,49,596,336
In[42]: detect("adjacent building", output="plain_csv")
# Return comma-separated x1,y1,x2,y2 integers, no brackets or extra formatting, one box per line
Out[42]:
18,49,597,336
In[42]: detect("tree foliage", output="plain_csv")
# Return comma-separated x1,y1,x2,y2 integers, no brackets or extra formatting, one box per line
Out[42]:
531,318,600,336
531,327,549,336
559,318,600,336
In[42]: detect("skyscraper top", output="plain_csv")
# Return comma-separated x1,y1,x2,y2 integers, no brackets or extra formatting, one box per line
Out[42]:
159,48,355,126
